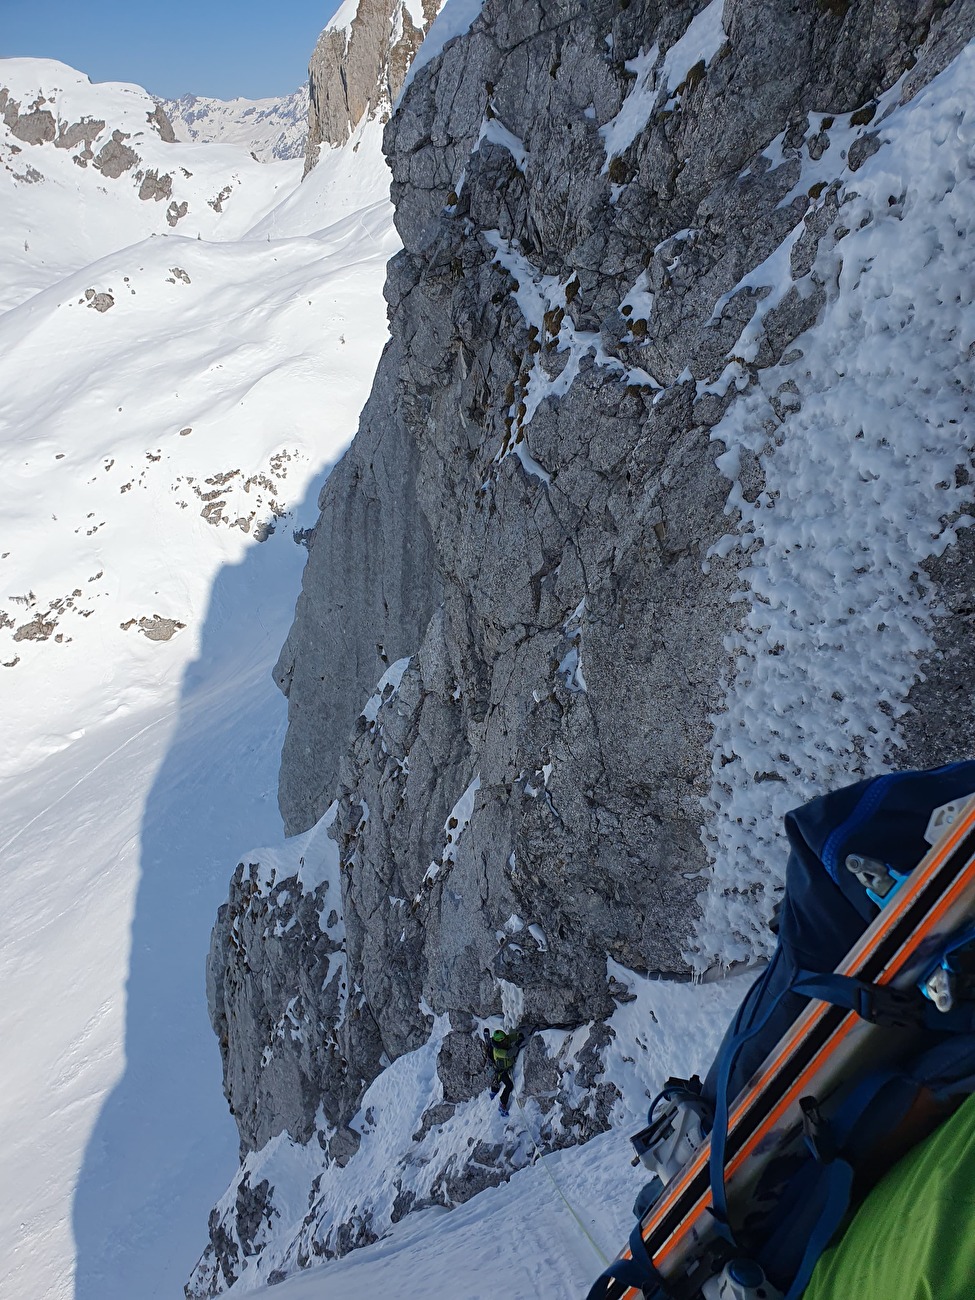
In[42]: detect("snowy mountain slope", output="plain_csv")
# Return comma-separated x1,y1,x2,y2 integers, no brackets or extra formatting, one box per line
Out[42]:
248,114,392,238
0,59,301,311
0,200,396,780
158,88,308,162
3,608,292,1300
0,55,399,1300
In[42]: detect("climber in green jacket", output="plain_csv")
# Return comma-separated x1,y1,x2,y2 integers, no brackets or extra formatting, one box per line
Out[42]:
482,1026,524,1117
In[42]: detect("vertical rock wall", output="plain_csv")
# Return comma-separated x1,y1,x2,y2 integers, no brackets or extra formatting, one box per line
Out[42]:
275,0,975,1094
303,0,443,172
198,1,975,1286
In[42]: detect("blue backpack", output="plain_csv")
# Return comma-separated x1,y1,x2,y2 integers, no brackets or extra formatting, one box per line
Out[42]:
625,762,975,1300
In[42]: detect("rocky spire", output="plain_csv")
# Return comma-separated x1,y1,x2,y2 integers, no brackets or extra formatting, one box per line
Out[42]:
303,0,442,174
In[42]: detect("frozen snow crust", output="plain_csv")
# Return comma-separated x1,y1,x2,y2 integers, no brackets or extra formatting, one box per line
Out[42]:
699,48,975,963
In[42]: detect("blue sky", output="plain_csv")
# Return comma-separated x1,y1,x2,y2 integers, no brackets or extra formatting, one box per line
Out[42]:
1,0,344,100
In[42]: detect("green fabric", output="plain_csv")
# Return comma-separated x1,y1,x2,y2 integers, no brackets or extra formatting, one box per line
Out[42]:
491,1035,518,1071
803,1091,975,1300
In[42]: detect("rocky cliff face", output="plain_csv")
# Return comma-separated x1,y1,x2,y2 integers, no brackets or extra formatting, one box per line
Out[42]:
303,0,443,172
194,0,975,1290
276,0,975,1045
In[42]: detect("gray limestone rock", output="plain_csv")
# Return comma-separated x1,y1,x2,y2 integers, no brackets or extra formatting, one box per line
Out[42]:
272,0,975,1136
197,0,975,1289
185,1174,275,1297
207,855,355,1155
437,1026,493,1104
55,116,106,155
85,291,115,313
0,88,56,145
13,615,56,642
273,336,443,833
93,129,140,179
303,0,441,173
147,102,178,142
135,614,185,641
138,168,174,202
901,522,975,768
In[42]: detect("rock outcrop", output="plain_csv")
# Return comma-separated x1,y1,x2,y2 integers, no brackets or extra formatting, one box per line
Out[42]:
303,0,443,172
198,0,975,1289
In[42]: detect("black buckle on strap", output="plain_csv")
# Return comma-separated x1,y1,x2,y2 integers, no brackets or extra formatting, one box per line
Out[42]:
800,1095,836,1163
854,982,924,1029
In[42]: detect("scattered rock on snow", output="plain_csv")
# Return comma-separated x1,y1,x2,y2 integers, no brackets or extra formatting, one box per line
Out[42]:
120,614,186,641
93,128,139,179
13,615,56,642
138,168,173,202
84,289,115,312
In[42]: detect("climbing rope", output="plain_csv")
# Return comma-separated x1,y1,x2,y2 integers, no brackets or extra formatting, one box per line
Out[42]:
513,1095,612,1267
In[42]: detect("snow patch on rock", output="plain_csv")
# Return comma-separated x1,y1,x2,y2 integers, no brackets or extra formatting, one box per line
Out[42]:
694,46,975,966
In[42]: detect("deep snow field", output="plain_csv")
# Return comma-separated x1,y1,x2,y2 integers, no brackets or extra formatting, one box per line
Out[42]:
0,56,398,1300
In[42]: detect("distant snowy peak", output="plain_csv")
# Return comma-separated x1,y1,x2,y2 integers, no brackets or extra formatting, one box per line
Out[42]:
305,0,446,171
158,87,308,163
0,58,177,160
0,58,302,312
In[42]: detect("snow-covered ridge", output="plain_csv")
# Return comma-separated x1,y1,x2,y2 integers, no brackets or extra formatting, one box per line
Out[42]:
158,87,308,162
0,58,302,311
327,0,365,38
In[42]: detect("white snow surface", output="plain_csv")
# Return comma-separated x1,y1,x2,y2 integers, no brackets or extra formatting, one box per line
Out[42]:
0,55,398,1300
601,0,725,169
248,115,393,238
600,43,659,167
362,655,412,723
694,46,975,964
660,0,725,91
328,0,364,38
158,87,308,162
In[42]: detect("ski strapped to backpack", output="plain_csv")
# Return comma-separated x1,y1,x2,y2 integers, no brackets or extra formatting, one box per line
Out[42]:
588,763,975,1300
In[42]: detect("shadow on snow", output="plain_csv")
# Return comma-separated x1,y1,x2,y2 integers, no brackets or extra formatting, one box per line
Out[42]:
72,468,333,1300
